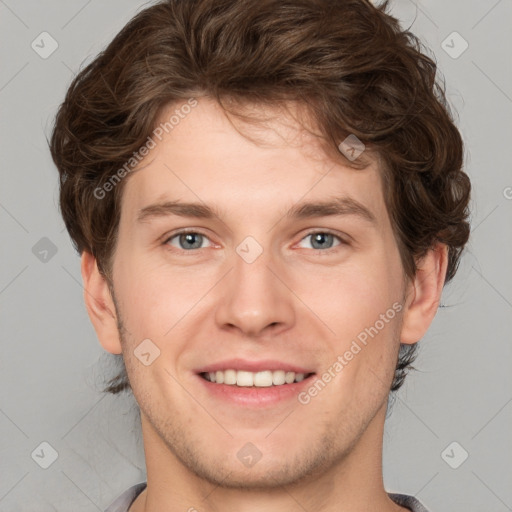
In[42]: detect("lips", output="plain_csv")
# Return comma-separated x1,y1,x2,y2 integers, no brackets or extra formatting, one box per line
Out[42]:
195,358,314,374
195,358,315,389
194,358,316,406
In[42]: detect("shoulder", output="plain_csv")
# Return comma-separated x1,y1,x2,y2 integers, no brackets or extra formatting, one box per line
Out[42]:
104,482,147,512
389,493,430,512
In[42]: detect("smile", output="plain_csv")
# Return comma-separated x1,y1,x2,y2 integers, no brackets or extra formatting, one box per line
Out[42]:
200,369,315,387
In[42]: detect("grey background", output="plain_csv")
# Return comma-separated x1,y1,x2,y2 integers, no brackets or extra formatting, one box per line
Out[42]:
0,0,511,510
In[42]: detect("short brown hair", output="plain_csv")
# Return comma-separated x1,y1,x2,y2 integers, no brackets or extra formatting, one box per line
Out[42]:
49,0,471,394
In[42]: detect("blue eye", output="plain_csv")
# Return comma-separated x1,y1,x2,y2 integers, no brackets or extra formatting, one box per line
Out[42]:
166,232,212,250
164,230,346,253
298,232,342,250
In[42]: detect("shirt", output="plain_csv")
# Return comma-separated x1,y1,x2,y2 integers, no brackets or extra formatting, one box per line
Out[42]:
104,482,430,511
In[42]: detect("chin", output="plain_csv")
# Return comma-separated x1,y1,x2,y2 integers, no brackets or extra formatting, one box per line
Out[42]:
180,443,339,491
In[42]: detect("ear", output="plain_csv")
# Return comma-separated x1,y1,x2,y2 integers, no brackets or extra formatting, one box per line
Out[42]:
400,243,448,344
81,251,122,354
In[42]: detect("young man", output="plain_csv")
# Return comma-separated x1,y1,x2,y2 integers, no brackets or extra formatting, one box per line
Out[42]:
50,0,471,510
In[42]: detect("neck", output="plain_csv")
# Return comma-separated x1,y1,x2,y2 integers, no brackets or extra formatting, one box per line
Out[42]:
131,404,405,512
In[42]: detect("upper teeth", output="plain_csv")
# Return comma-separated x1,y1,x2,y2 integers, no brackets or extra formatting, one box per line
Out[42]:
203,370,307,387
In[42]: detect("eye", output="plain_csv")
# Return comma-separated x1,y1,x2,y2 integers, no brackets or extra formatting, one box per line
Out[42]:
297,231,345,251
165,231,213,251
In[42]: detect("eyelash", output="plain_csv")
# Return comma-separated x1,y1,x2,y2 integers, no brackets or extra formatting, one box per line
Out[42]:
163,229,349,254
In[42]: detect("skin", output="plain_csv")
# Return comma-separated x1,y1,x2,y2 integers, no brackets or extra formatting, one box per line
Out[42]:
82,98,447,512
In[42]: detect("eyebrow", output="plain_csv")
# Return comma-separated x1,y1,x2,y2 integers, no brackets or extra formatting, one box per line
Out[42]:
286,197,376,224
137,197,377,225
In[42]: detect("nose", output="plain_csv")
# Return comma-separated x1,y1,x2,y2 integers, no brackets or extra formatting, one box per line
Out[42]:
214,243,296,338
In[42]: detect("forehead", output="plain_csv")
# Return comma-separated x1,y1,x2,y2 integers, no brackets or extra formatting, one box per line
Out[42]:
121,98,387,222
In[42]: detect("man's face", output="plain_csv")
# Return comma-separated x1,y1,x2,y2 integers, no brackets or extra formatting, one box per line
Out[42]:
110,99,407,487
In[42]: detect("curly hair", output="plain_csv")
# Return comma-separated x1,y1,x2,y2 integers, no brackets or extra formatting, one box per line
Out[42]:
49,0,471,394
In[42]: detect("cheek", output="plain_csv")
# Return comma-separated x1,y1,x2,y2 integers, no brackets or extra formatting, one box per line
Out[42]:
300,247,404,401
299,250,403,341
113,255,217,341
